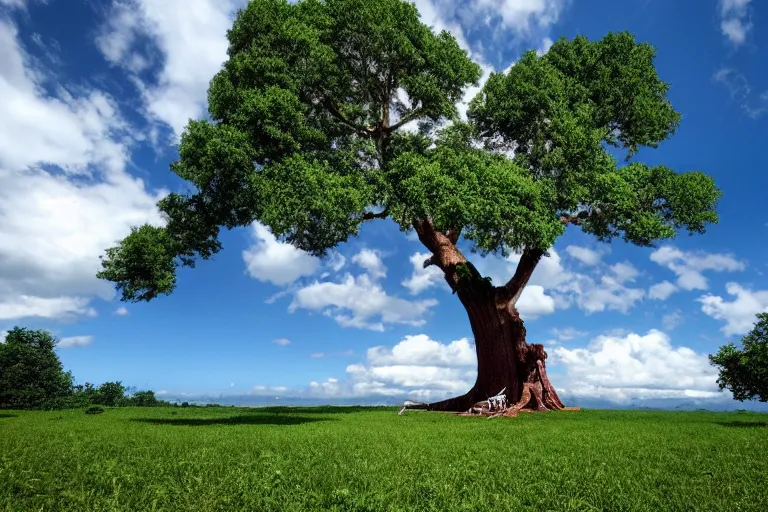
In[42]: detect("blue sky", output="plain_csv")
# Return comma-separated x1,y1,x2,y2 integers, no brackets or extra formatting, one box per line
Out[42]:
1,0,767,410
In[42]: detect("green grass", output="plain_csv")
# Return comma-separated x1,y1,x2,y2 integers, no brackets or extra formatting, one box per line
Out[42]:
1,407,767,511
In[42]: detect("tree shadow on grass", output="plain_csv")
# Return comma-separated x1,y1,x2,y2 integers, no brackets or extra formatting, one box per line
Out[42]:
254,406,383,415
0,413,17,419
716,421,768,428
132,414,333,427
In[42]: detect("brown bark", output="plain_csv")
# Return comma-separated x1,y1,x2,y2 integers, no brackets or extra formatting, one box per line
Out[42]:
404,219,571,416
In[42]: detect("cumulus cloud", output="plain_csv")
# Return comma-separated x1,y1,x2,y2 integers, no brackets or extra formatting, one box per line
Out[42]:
290,274,438,331
565,245,602,266
718,0,753,46
402,252,446,295
699,282,768,336
96,0,243,138
272,338,291,346
474,249,645,316
57,335,95,349
649,280,678,300
650,246,745,291
0,19,164,321
297,328,724,405
316,334,477,400
351,249,386,280
242,223,321,286
552,330,721,402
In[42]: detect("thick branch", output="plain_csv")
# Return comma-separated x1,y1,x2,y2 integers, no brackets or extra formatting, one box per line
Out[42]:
503,247,545,305
388,106,423,132
361,209,389,222
412,218,467,290
323,97,374,136
444,227,461,245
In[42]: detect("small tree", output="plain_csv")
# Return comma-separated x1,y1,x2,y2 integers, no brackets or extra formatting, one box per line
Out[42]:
710,313,768,403
94,381,127,407
130,390,160,407
0,327,74,409
97,0,721,413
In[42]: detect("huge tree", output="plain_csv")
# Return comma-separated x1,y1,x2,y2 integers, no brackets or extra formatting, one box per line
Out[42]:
0,327,74,409
97,0,721,414
709,313,768,403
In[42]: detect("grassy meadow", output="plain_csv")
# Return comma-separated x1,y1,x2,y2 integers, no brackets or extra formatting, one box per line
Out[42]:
1,406,767,511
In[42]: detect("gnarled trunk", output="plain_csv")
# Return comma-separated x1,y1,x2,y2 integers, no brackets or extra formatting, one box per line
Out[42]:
423,287,566,414
405,218,570,417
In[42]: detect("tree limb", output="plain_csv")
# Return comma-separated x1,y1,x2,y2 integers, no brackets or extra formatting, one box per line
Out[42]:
323,97,374,136
444,227,461,245
387,106,423,132
503,247,545,305
362,209,389,222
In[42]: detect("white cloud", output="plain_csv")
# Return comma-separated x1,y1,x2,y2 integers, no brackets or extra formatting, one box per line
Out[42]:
96,0,241,137
718,0,752,46
0,297,96,320
367,334,475,367
272,338,291,346
114,306,129,316
662,310,684,330
699,282,768,336
565,245,602,266
649,280,678,300
537,36,554,56
252,385,288,395
305,334,477,400
242,222,321,286
289,274,437,331
713,68,767,119
0,18,164,320
57,335,94,349
401,251,445,295
474,249,645,316
310,352,324,359
0,0,26,8
0,330,7,343
351,248,386,280
650,246,745,291
552,330,721,402
516,285,557,318
550,327,587,341
610,262,640,284
472,0,567,34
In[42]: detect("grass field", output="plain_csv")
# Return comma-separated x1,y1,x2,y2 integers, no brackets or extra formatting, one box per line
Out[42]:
1,407,767,511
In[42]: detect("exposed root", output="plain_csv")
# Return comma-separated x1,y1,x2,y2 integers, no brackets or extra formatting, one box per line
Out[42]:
398,346,580,419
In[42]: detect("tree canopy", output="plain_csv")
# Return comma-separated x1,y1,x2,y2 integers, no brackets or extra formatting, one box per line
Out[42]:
0,327,73,409
709,313,768,403
97,0,721,302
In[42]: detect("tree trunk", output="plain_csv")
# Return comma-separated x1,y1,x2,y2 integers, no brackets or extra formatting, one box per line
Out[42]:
406,218,568,416
421,286,566,414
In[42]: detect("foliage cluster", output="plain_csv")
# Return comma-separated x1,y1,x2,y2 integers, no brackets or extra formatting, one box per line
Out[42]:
710,313,768,402
96,0,721,304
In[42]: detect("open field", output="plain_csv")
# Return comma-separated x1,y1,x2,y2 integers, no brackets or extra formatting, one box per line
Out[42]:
1,407,767,511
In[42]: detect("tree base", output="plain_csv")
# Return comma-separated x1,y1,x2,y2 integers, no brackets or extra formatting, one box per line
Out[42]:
398,344,579,419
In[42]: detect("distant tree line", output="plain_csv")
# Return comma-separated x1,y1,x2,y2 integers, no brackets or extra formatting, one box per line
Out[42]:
0,327,171,410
